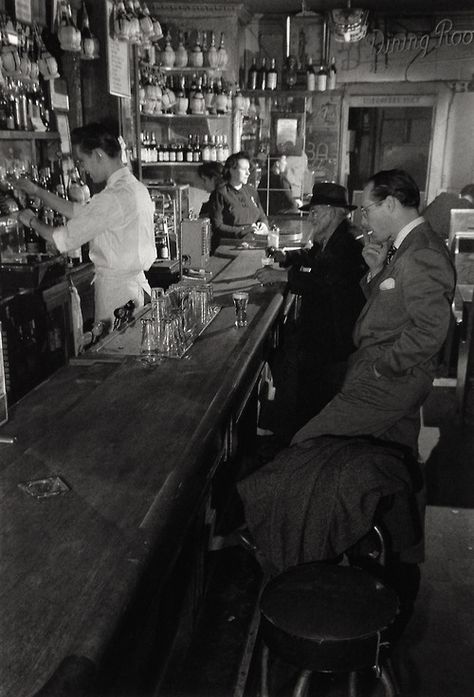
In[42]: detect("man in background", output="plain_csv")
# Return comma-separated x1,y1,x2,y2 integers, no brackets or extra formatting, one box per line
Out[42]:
422,182,474,241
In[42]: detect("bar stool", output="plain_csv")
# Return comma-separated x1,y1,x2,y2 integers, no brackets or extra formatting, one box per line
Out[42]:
259,561,400,697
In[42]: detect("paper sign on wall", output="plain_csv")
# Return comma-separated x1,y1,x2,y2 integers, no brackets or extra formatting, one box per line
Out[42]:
105,0,131,99
15,0,32,23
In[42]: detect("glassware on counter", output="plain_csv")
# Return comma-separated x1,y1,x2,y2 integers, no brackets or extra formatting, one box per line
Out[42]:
232,291,249,328
140,317,160,365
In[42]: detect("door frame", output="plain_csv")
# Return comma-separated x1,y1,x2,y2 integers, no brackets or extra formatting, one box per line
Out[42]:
339,85,451,205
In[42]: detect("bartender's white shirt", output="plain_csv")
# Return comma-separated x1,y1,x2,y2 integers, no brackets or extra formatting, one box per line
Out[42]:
53,167,156,275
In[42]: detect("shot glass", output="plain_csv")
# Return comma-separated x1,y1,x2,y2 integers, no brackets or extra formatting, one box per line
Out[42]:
261,256,274,267
232,291,249,328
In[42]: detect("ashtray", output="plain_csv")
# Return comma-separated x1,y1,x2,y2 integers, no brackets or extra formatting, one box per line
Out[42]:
18,475,70,499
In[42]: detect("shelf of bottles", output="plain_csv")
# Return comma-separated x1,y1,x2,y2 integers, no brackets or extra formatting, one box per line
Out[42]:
139,132,229,166
245,54,339,95
0,17,59,135
138,60,233,119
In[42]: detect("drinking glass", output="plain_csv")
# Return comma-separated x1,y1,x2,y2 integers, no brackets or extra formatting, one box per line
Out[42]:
232,291,249,328
139,317,160,365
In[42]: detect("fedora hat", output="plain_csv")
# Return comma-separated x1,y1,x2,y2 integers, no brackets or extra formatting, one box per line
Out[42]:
300,182,356,211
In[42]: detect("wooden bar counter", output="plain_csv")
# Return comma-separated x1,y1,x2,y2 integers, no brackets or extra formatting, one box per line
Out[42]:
0,245,285,697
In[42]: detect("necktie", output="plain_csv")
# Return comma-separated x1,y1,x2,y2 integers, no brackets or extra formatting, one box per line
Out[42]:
385,244,397,265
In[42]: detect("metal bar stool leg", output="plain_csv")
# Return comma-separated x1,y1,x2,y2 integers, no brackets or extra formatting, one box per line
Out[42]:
380,665,398,697
292,669,312,697
348,670,358,697
261,643,270,697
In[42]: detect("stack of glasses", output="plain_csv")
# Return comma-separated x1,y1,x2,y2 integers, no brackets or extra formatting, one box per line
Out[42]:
140,282,219,362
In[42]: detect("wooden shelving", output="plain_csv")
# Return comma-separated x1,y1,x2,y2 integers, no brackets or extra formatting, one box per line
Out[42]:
0,131,60,140
141,113,230,120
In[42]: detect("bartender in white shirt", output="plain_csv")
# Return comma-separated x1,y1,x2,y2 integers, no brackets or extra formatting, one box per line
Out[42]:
16,122,156,326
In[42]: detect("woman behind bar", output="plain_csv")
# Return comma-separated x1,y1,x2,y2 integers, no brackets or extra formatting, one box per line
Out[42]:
208,151,269,247
16,122,156,326
256,182,367,446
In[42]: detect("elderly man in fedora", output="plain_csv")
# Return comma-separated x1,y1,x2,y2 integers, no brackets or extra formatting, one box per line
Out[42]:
255,181,367,447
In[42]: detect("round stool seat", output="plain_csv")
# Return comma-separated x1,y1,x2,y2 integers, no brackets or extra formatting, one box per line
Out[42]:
260,562,399,673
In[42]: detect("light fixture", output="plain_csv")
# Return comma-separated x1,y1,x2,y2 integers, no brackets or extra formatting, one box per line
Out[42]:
329,0,369,44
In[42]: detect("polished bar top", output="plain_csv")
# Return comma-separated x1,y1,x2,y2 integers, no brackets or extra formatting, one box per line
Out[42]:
0,247,284,697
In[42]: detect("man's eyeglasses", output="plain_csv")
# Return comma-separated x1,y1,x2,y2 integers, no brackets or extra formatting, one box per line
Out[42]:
360,200,383,217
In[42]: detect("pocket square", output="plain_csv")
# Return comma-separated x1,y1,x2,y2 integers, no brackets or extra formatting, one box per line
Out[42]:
379,277,395,290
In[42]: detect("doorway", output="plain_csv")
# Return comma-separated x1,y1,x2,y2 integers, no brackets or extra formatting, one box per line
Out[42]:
346,105,433,206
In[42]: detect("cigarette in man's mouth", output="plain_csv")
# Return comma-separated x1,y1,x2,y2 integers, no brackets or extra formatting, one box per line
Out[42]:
355,230,373,240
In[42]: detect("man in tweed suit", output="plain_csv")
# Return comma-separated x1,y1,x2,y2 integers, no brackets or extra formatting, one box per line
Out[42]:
292,169,456,456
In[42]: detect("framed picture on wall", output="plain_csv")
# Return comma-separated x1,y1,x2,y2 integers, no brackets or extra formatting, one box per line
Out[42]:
271,113,305,156
55,112,72,156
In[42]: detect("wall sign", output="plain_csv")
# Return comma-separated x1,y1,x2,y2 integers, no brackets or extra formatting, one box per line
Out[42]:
368,18,474,58
105,0,131,99
350,95,435,108
14,0,32,23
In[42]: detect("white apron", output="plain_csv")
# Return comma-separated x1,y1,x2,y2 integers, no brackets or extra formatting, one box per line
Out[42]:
93,269,151,326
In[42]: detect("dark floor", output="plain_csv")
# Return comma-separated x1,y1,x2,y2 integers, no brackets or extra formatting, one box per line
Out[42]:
159,384,474,697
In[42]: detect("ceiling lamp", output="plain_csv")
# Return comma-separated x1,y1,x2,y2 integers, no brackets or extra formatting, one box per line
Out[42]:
329,0,369,43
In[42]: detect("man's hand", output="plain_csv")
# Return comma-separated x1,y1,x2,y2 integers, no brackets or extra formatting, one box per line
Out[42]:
361,230,389,277
12,177,39,197
17,208,37,227
252,221,269,235
272,249,286,263
254,267,287,285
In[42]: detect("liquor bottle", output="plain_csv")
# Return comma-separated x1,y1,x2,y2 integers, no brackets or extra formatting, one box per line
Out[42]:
209,134,217,162
284,55,298,89
190,76,205,115
222,133,230,161
306,57,316,91
150,132,158,162
217,32,228,70
201,134,211,162
328,56,337,90
193,135,201,162
247,57,258,90
215,79,227,115
168,141,177,163
186,134,194,163
258,57,267,90
216,135,225,163
189,73,198,101
175,30,188,68
176,143,184,162
266,58,278,91
0,84,8,129
140,131,148,163
156,233,170,260
190,31,203,68
206,31,219,69
25,223,43,254
124,0,140,44
317,64,327,91
204,75,215,114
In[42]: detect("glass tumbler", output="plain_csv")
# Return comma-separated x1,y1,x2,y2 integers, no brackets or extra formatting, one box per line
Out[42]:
232,291,249,328
140,317,159,364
